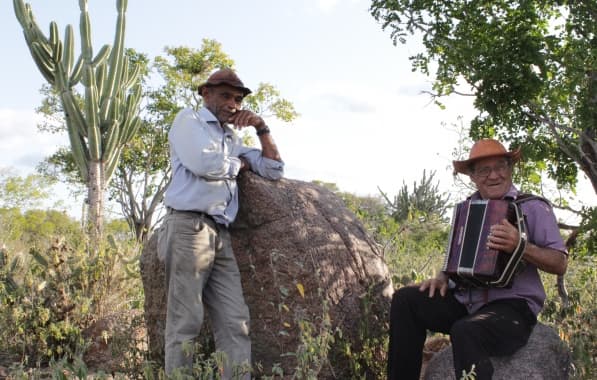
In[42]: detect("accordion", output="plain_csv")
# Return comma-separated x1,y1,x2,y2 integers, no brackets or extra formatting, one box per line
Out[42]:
442,199,528,288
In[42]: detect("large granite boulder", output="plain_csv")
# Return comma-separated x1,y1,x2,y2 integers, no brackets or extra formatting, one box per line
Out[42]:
423,322,571,380
140,172,393,378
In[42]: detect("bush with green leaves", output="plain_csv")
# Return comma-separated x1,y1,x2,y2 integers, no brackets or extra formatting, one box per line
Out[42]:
0,232,143,371
0,207,85,254
542,255,596,379
0,240,90,363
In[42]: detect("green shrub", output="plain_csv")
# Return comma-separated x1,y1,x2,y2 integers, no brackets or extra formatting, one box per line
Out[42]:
542,255,597,379
0,235,144,372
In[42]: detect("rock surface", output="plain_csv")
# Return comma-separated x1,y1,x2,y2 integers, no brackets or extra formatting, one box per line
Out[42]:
423,322,571,380
140,172,393,378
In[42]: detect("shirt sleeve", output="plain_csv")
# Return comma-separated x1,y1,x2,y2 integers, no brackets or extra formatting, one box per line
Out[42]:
239,145,284,180
522,199,568,255
169,109,242,180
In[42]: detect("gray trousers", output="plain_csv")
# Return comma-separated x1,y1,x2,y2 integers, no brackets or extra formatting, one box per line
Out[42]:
159,210,251,379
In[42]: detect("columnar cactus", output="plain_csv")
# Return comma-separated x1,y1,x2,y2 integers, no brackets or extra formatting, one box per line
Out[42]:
13,0,142,245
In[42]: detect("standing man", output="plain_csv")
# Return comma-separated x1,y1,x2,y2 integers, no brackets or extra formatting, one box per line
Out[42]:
160,68,284,378
386,139,568,380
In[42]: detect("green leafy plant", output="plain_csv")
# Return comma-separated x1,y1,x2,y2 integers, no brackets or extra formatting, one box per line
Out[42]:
542,255,597,379
0,232,144,373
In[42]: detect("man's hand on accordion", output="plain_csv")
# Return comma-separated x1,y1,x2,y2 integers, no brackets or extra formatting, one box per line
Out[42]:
487,218,519,254
419,272,449,298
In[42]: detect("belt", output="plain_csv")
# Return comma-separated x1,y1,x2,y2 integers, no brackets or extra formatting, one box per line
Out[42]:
166,207,216,224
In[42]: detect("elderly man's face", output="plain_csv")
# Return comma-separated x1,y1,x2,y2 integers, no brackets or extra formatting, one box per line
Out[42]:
202,84,244,125
470,157,513,199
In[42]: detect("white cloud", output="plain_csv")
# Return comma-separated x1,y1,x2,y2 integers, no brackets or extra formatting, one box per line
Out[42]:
0,108,66,175
315,0,340,12
0,108,83,217
314,0,363,12
271,78,476,198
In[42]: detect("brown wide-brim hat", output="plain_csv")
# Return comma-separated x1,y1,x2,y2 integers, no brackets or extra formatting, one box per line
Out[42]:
453,139,522,175
197,68,252,97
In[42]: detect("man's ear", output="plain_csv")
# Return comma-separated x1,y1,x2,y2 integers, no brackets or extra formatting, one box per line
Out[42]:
200,87,210,98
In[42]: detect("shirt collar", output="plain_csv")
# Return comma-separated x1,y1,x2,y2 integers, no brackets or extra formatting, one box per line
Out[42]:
199,106,218,123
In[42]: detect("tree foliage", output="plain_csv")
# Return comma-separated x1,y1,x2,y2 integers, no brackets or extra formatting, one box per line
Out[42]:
0,170,55,210
370,0,597,195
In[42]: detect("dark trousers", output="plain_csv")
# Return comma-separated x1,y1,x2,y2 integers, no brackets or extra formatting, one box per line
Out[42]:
387,286,536,380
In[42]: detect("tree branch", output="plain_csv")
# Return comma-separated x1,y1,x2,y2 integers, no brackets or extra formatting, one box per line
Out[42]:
420,89,476,98
557,222,579,231
523,107,579,160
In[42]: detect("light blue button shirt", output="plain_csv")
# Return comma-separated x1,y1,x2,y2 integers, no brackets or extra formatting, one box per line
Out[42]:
164,107,284,226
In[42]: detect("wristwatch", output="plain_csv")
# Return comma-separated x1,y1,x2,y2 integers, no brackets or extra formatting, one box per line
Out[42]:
256,126,271,136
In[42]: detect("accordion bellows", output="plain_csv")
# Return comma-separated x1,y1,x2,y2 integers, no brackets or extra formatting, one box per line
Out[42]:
442,199,527,288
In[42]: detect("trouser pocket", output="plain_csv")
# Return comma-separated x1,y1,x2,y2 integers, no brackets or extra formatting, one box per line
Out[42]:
157,221,168,262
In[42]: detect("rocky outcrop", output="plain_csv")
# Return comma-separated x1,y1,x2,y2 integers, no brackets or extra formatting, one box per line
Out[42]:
140,171,393,378
423,322,571,380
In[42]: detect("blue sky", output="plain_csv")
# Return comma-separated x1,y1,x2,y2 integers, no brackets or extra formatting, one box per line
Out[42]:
1,0,592,220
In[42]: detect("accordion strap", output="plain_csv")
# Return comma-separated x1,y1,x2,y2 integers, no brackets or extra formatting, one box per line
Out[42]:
494,201,528,287
511,192,551,207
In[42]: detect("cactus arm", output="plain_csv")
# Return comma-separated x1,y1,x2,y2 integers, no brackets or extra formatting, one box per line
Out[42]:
49,22,62,62
102,120,121,162
14,0,49,46
49,21,58,46
65,117,90,182
23,27,55,84
79,2,93,61
103,0,127,122
122,115,141,145
54,58,68,91
76,0,100,161
123,63,141,90
61,91,88,138
92,45,111,67
121,85,142,138
103,146,122,184
121,59,130,90
13,0,26,25
84,65,101,161
95,63,107,120
62,25,74,77
99,77,111,123
126,111,141,140
30,41,53,64
107,92,119,123
52,39,63,66
69,56,84,84
30,42,56,84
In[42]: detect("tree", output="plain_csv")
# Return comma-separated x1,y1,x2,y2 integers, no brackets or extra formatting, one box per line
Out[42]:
0,170,55,210
38,40,298,241
370,1,597,196
13,0,142,248
0,170,66,250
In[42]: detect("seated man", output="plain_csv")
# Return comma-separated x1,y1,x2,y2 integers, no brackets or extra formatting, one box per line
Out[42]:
386,139,568,380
